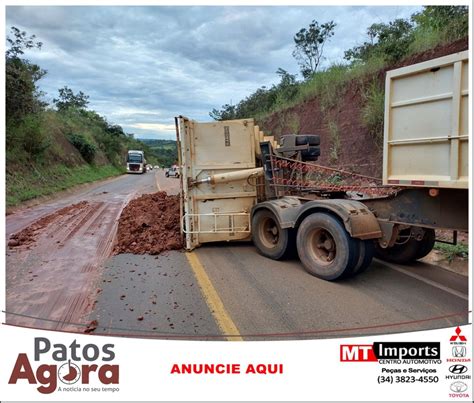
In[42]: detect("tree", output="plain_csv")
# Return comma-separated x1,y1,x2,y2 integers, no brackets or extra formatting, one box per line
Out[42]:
275,68,298,101
6,26,43,58
106,124,126,137
6,26,46,124
292,20,336,79
209,69,300,121
53,86,90,111
411,6,468,42
275,68,297,87
344,19,414,63
236,86,278,118
209,104,237,121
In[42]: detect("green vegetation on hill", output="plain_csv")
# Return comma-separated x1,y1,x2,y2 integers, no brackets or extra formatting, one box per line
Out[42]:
209,5,468,133
5,27,158,207
6,165,122,207
140,139,178,167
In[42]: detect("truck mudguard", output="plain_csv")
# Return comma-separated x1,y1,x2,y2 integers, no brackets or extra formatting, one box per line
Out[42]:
252,197,382,240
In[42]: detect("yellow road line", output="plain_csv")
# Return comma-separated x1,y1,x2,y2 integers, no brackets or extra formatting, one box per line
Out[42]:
155,172,161,191
186,251,243,341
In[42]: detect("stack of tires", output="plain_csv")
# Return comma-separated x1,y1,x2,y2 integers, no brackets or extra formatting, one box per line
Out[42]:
296,134,320,162
279,134,321,162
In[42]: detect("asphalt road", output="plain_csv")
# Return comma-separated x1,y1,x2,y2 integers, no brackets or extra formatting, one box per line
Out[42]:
5,171,159,331
5,170,469,340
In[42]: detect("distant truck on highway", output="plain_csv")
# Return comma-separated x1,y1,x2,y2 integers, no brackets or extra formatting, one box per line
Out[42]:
175,51,469,281
126,150,147,174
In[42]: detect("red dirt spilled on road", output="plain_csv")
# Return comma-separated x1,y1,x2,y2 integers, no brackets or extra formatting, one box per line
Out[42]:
8,201,89,248
114,192,183,255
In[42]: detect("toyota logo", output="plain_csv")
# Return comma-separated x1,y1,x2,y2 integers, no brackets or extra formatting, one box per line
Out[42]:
449,365,468,374
450,381,468,393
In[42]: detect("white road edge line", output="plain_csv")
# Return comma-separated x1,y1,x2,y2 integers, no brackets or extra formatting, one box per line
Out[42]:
377,259,469,301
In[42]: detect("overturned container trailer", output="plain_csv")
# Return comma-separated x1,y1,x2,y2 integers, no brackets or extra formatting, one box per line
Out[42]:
175,51,469,281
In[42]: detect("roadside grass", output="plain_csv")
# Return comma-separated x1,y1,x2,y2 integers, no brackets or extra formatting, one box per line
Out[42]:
255,56,387,123
328,120,340,163
6,164,123,208
361,79,385,147
434,242,468,262
287,113,300,133
409,28,445,54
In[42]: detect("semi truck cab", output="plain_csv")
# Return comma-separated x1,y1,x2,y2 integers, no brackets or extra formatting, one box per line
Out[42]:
127,150,146,174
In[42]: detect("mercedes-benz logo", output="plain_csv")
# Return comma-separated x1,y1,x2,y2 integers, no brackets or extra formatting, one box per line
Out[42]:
450,381,468,393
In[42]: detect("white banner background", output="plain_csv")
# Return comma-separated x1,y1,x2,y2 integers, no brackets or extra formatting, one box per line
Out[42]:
0,324,471,401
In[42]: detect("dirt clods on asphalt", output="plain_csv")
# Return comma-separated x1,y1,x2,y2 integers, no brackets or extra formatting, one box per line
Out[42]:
84,320,98,334
114,192,183,255
8,201,90,248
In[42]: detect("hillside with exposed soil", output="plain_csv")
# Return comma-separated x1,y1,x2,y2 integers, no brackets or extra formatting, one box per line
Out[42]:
258,38,468,178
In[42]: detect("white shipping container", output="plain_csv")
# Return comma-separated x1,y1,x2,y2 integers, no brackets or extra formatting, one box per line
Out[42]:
383,51,469,188
176,117,259,250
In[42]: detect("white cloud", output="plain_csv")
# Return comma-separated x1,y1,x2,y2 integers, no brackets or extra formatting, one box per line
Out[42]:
6,5,421,139
128,123,176,132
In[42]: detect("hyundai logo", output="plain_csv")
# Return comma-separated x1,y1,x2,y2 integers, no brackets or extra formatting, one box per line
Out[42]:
450,381,468,393
449,365,468,374
452,346,467,357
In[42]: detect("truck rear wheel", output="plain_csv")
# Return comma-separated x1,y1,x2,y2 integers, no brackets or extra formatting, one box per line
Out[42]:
375,228,435,264
351,240,375,275
296,212,359,280
414,228,436,259
252,210,292,260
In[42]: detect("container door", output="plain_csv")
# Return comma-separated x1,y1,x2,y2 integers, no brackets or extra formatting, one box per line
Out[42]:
383,51,469,188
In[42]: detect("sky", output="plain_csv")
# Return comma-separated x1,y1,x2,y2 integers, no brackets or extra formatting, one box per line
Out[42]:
5,5,421,140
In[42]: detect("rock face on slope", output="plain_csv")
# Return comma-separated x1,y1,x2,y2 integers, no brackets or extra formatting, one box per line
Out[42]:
259,38,468,178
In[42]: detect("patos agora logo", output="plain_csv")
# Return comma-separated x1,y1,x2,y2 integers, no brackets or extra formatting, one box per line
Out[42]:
8,337,119,394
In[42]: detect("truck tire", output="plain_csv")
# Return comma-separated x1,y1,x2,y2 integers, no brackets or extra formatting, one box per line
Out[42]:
375,227,435,264
374,241,418,264
301,146,321,161
296,212,359,280
351,240,375,275
374,228,418,264
414,228,436,259
252,210,293,260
